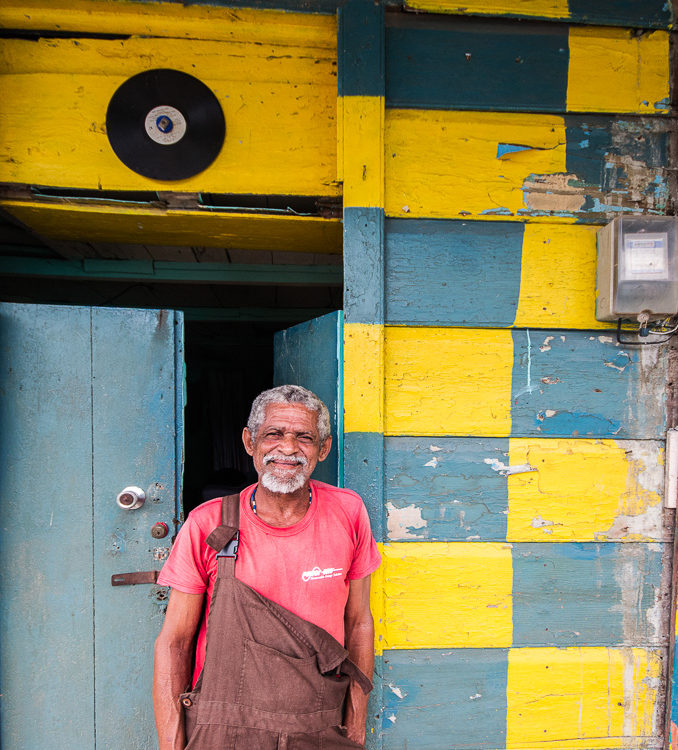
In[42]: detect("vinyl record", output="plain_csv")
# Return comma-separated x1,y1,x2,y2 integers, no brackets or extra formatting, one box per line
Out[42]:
106,69,225,181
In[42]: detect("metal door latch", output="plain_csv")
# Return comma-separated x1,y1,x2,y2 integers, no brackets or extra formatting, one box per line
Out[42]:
111,571,159,586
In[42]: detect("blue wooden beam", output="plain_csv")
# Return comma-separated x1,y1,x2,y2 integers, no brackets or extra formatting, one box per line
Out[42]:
0,256,342,285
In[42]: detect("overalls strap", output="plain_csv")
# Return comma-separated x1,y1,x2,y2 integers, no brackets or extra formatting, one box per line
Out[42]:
204,493,240,563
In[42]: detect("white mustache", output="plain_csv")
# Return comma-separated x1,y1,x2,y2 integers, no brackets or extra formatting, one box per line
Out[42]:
263,453,308,467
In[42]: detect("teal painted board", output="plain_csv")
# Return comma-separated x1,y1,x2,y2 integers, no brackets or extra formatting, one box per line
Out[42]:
92,308,183,748
387,15,569,113
563,116,670,217
381,648,508,749
274,311,342,486
0,304,95,748
0,303,183,749
344,431,385,541
385,219,524,325
338,0,385,98
512,543,668,647
384,437,509,542
510,329,668,438
344,207,385,325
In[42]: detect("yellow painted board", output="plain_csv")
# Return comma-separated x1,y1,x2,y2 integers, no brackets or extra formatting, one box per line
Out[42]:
385,109,572,220
0,36,338,194
341,96,385,210
513,223,604,329
384,326,513,436
344,324,384,434
380,541,513,649
507,438,665,542
0,1,336,48
568,28,670,114
404,0,569,18
0,200,342,253
506,647,663,748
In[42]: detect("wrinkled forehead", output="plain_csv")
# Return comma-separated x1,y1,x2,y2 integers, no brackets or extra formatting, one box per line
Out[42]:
260,402,321,433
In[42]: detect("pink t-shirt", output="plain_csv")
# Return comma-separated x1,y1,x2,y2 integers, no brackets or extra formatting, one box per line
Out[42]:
157,480,382,686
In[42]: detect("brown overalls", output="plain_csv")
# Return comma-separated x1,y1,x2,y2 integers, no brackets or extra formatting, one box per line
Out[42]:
180,494,373,750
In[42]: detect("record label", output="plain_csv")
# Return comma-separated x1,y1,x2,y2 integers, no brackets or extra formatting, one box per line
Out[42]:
106,69,226,181
144,105,187,146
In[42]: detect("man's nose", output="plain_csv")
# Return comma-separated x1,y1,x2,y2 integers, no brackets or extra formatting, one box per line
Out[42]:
278,433,299,453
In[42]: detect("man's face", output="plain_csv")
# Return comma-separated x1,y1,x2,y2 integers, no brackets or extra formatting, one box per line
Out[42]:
243,403,331,495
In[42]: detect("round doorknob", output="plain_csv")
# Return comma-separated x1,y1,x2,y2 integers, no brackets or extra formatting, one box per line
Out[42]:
116,486,146,510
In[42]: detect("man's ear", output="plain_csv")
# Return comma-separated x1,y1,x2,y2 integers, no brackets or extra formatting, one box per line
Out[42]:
318,436,332,462
242,427,255,456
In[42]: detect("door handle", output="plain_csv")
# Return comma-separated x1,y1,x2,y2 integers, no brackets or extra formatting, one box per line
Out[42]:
111,571,159,586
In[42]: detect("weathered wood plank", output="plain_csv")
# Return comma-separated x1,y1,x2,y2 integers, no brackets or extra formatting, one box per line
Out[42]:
0,33,338,194
384,437,510,542
507,438,666,542
91,307,181,747
384,437,666,543
512,543,668,647
0,201,342,254
401,0,672,29
378,541,666,650
506,647,664,748
378,541,514,649
386,16,669,114
0,1,338,36
385,219,603,329
380,645,664,749
382,327,668,438
0,303,94,747
385,111,670,221
510,329,668,439
381,648,509,750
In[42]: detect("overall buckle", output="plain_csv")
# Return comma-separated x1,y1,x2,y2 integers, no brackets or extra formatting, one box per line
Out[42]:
216,531,239,559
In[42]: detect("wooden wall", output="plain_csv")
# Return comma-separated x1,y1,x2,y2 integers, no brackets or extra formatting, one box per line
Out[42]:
339,2,674,748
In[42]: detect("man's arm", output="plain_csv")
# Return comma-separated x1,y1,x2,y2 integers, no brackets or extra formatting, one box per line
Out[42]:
343,575,375,746
153,589,204,750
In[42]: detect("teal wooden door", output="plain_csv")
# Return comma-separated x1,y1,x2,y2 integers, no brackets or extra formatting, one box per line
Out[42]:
0,304,184,749
273,311,343,486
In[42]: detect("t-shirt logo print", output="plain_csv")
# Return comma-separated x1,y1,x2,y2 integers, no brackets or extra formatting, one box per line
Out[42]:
302,566,343,582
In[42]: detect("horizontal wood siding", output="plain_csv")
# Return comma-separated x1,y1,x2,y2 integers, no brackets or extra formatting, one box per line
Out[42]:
386,17,669,115
342,2,674,747
401,0,673,29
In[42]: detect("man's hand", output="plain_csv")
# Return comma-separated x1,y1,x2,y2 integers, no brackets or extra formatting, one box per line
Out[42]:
343,575,375,746
153,589,204,750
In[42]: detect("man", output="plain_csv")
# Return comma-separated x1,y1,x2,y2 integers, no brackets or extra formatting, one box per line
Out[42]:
153,385,381,750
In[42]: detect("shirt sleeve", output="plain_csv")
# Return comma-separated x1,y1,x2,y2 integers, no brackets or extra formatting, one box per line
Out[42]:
347,500,382,580
157,514,210,594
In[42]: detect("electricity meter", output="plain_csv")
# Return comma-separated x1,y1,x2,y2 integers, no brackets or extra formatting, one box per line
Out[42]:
596,216,678,322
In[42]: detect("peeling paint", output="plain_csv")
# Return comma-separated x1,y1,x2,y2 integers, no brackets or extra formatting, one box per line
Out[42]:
388,683,407,699
424,457,439,468
429,444,442,452
388,714,397,724
484,457,537,476
523,173,586,213
540,336,554,352
469,693,482,700
386,502,428,540
152,546,170,561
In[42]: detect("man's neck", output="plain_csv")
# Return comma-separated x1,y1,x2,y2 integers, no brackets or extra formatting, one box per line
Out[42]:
251,483,312,527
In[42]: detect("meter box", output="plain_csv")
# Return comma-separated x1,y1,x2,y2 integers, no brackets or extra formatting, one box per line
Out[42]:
596,216,678,321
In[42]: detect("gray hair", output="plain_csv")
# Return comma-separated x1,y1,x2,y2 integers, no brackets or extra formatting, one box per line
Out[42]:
247,385,331,443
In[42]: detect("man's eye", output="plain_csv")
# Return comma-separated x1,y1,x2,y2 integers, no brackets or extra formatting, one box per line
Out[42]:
298,435,314,443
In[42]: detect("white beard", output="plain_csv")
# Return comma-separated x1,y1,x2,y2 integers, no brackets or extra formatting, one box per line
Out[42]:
260,470,307,494
260,452,309,494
